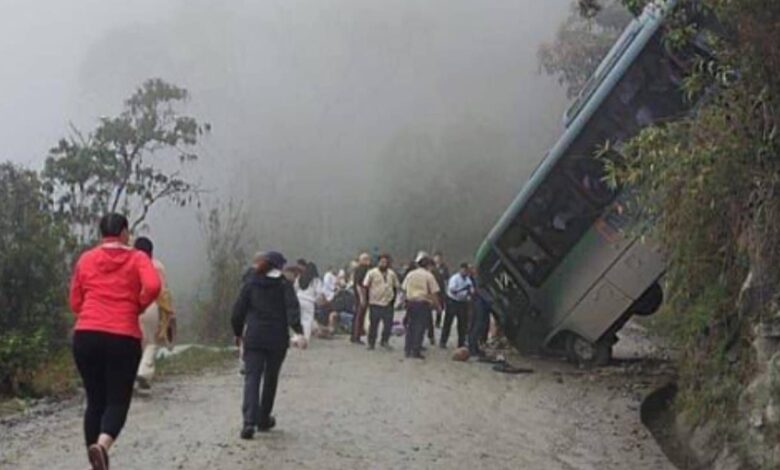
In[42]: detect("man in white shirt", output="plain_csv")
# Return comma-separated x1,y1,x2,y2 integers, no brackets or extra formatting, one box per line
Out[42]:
440,263,474,349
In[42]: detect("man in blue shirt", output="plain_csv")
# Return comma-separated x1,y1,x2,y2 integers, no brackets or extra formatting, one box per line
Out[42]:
440,263,474,349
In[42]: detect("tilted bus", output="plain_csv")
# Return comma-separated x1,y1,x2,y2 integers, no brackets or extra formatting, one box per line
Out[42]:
475,0,711,365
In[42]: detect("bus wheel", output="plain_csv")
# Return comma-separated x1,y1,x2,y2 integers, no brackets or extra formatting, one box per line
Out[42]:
565,334,612,367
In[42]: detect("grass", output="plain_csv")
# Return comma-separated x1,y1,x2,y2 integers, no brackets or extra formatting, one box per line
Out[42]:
0,397,27,417
1,345,235,418
0,349,79,418
26,350,80,397
156,346,235,378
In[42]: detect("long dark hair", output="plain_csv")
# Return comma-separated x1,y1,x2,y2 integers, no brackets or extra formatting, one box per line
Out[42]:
298,262,320,290
255,258,272,276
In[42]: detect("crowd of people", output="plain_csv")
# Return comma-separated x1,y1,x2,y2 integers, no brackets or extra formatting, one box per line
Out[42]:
266,250,496,361
66,213,498,468
231,249,498,441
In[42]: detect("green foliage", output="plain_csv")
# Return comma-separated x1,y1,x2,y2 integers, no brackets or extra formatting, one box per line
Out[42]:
604,0,780,426
0,331,48,394
23,350,79,398
0,163,70,395
43,78,210,243
192,201,253,344
156,347,234,377
577,0,649,18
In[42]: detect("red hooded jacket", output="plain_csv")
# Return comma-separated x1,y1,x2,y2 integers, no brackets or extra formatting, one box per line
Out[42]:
69,239,162,339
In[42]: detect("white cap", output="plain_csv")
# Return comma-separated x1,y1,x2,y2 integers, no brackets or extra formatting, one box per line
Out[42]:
415,251,430,263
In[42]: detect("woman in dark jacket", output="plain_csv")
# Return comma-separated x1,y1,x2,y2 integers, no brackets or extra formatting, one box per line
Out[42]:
231,251,305,439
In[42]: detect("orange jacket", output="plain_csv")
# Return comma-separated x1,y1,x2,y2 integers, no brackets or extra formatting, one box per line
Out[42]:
69,239,161,339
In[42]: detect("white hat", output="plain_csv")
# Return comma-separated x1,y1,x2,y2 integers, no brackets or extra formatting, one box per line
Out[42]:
415,251,430,264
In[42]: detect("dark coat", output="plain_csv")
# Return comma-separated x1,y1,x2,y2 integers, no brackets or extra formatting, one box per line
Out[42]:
231,273,303,351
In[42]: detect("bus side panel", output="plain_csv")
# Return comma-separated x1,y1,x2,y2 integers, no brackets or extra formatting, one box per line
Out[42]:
533,228,632,330
556,278,634,343
604,239,665,300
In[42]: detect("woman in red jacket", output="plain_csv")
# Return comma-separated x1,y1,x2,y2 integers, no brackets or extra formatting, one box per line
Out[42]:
69,213,161,470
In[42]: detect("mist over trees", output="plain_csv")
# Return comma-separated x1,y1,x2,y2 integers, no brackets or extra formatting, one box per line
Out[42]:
371,120,521,263
538,0,631,98
43,79,209,244
68,0,571,272
0,0,573,391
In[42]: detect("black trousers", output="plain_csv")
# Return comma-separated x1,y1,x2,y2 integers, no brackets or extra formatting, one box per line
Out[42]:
368,304,394,347
469,300,490,356
405,302,431,357
434,294,445,328
242,348,287,426
72,330,142,447
440,299,469,348
351,297,368,341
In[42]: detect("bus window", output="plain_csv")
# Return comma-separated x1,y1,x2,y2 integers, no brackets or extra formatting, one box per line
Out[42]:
496,221,554,286
563,156,617,207
521,176,596,259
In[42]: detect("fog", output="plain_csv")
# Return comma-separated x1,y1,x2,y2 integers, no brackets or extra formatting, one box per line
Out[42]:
1,0,572,299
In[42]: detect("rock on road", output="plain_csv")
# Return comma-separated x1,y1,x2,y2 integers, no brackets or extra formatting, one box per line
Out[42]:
1,337,674,469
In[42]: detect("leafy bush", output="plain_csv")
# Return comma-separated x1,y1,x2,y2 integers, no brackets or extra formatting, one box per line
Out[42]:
605,0,780,424
0,163,70,395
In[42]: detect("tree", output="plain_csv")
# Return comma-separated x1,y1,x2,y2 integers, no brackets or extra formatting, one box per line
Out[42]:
538,1,631,98
0,163,70,394
43,78,210,243
576,0,647,18
193,201,254,343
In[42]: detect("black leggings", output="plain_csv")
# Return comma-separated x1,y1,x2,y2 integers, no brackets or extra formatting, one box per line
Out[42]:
72,331,142,447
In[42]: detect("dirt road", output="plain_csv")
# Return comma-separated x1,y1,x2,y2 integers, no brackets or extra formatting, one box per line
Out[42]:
1,332,675,470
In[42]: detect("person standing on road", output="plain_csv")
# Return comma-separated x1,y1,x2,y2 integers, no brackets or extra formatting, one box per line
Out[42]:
468,276,492,358
440,263,474,349
363,254,400,350
231,251,306,440
133,237,176,390
69,213,162,470
433,252,450,328
239,252,268,375
351,253,372,344
295,262,323,342
401,255,441,359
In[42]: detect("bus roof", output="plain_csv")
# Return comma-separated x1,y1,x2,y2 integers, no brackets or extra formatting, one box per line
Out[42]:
477,1,676,263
